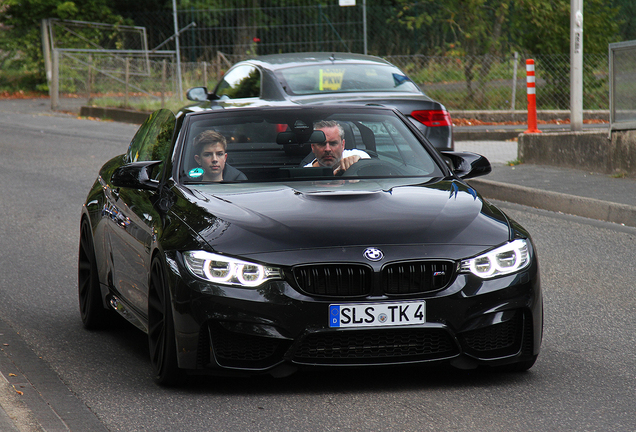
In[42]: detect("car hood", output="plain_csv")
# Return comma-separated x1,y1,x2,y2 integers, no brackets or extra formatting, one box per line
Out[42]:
174,178,511,263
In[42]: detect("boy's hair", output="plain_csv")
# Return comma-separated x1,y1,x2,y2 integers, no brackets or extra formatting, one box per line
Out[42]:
194,130,227,154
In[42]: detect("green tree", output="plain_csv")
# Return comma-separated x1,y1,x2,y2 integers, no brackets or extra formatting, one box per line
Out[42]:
612,0,636,41
392,0,514,104
513,0,621,54
512,0,621,108
0,0,124,86
391,0,622,107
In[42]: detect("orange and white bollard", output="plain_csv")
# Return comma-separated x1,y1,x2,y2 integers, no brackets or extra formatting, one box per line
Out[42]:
525,59,541,133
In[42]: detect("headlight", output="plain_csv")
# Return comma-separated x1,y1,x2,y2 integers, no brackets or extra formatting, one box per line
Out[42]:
460,239,530,279
183,251,282,287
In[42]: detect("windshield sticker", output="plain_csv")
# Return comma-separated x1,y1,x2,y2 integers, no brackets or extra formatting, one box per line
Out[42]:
319,68,345,91
189,167,204,178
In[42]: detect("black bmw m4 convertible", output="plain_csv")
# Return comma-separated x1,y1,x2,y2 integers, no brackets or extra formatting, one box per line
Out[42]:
78,104,542,385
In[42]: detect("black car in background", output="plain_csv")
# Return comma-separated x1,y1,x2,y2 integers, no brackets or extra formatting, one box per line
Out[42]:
79,104,541,385
186,52,454,150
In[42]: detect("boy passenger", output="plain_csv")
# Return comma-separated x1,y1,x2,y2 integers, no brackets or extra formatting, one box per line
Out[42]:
193,130,247,182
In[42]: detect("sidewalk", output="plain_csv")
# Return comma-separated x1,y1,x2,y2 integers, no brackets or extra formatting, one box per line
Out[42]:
456,140,636,227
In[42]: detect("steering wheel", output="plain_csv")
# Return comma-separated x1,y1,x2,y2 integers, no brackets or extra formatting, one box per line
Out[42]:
339,159,406,177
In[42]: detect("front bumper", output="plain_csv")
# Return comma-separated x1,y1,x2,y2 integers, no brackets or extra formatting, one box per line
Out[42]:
166,253,542,375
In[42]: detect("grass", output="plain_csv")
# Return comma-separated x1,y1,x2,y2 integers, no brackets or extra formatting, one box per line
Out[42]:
611,171,627,178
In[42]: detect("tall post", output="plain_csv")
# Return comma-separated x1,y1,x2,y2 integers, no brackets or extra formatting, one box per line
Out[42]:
161,59,167,109
511,52,518,111
525,59,541,134
51,49,59,110
87,54,93,104
570,0,583,131
363,0,367,55
125,58,130,108
173,0,183,100
41,19,53,107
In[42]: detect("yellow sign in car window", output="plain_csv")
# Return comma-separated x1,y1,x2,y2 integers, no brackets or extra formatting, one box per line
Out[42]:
319,68,345,91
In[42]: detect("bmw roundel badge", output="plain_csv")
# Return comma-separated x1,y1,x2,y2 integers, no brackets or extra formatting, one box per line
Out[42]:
363,247,384,262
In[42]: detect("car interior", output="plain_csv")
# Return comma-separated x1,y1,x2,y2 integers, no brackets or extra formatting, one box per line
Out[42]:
180,110,441,183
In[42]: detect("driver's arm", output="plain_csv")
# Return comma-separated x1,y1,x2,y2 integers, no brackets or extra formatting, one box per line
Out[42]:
333,155,360,175
333,150,370,175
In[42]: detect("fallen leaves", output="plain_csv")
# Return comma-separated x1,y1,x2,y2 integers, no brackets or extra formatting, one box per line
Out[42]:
453,118,609,126
0,90,48,99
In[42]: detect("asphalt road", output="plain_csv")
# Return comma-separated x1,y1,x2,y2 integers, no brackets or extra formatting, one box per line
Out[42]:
1,103,636,431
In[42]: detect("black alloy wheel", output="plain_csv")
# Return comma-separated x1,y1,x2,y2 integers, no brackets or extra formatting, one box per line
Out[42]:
78,218,110,329
148,256,185,385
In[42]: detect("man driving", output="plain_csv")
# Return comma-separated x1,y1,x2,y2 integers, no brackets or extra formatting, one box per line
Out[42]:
305,120,369,175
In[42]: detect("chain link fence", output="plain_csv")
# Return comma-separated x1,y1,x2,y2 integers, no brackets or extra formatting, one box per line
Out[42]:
52,51,609,114
55,50,177,107
45,8,610,115
131,3,366,60
192,52,608,113
387,53,608,111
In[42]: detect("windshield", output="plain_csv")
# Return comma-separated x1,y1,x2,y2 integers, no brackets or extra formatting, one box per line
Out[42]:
178,106,443,184
276,63,421,95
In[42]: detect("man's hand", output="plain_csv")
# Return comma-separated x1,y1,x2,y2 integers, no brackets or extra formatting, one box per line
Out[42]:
333,155,360,175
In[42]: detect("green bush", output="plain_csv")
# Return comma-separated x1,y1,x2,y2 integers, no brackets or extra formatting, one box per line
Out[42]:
0,69,47,93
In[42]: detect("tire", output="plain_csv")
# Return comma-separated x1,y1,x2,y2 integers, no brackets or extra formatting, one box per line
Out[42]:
78,218,111,329
148,256,185,386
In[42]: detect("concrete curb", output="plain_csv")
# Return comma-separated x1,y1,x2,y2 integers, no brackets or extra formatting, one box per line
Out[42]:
469,178,636,227
454,130,523,141
451,109,610,123
79,106,151,124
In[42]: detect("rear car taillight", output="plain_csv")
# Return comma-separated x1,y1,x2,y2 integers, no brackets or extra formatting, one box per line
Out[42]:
411,110,452,127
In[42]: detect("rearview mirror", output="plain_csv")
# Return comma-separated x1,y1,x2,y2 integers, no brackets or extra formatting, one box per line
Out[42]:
308,130,326,143
276,130,325,145
276,131,298,144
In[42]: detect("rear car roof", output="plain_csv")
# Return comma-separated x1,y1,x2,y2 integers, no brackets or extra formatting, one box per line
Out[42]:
246,52,392,70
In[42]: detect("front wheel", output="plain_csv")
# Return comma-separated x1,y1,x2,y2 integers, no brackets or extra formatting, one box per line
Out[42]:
147,256,185,386
78,218,111,329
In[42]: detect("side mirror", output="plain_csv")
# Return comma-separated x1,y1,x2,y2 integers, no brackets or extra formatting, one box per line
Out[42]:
440,151,491,179
111,160,163,191
186,87,209,102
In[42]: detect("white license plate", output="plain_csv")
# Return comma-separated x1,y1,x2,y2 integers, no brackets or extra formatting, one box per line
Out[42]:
329,301,426,328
